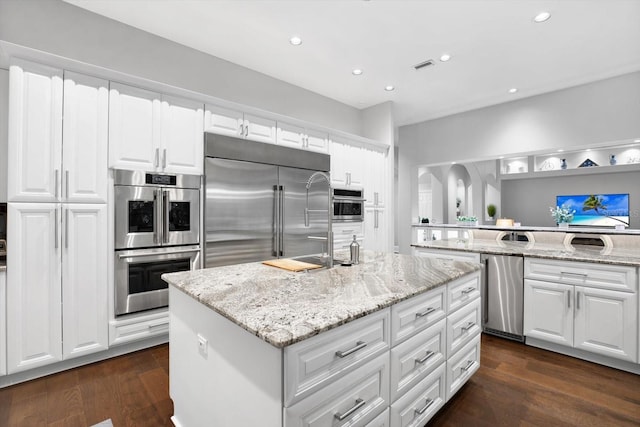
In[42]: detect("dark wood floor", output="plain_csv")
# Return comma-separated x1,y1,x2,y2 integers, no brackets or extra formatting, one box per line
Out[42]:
0,334,638,426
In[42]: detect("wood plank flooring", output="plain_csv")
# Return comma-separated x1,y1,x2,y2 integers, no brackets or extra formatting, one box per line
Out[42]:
0,334,638,426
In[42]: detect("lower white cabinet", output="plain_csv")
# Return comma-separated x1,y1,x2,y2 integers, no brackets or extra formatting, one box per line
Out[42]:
364,207,387,252
284,353,390,427
524,258,638,363
333,222,364,253
412,247,480,264
109,310,169,346
445,335,481,401
0,270,6,376
390,364,446,427
7,203,108,373
367,408,390,427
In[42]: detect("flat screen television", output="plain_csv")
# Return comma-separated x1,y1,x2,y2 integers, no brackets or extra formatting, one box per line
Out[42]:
556,193,630,227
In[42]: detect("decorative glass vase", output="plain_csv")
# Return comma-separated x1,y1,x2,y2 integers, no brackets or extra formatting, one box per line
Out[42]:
560,159,567,170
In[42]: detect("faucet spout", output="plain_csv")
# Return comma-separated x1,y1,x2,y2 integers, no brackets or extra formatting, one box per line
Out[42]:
306,171,330,189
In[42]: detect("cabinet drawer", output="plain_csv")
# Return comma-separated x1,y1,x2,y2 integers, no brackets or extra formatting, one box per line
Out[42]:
389,364,446,427
446,335,481,401
447,271,481,314
524,258,637,292
284,309,390,406
108,311,169,346
446,298,482,358
284,353,389,427
366,408,389,427
390,318,446,403
391,286,446,346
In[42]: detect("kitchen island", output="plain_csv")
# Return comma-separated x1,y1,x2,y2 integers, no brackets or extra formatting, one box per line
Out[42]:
163,252,482,427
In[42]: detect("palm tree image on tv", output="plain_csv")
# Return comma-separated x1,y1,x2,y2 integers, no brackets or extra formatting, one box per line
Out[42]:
556,193,630,227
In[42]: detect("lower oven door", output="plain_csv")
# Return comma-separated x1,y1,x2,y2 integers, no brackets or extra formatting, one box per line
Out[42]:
333,199,364,222
115,245,200,316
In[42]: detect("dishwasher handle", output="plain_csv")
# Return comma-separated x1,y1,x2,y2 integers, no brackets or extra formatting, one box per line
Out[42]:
480,255,489,325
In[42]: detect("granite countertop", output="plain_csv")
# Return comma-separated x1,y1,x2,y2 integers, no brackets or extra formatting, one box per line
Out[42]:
162,251,481,348
412,239,640,267
412,223,640,235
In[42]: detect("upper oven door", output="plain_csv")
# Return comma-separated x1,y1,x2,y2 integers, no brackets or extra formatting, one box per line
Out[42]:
162,188,200,246
115,185,159,250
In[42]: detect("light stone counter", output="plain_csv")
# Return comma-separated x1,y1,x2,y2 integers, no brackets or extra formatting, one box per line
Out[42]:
162,251,480,348
413,239,640,267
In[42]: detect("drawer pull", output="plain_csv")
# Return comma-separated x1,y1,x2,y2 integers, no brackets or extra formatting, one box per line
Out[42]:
461,287,475,295
560,271,587,280
415,307,436,318
461,360,474,372
334,398,365,421
415,350,435,365
415,398,434,415
461,321,475,333
335,341,367,358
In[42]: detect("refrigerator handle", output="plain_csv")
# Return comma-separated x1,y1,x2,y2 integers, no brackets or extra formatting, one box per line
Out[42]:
272,185,279,257
279,185,285,256
481,256,489,325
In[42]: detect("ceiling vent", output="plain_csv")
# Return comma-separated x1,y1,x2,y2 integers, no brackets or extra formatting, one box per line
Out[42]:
414,59,435,70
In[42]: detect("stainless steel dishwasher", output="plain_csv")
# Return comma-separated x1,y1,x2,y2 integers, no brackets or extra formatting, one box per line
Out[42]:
481,254,524,342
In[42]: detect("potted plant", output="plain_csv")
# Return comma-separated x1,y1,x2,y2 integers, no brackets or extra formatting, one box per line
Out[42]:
549,204,575,228
487,204,497,220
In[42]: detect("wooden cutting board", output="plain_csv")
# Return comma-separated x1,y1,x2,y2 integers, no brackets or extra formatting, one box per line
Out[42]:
262,259,323,272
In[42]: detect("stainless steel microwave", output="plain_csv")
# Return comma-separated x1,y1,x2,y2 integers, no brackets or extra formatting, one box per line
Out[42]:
332,187,365,222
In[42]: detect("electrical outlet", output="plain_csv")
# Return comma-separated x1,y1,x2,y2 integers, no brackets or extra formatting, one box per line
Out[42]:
197,333,208,358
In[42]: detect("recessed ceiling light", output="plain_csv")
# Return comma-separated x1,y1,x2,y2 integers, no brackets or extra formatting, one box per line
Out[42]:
557,149,564,153
384,85,395,91
534,11,551,23
289,36,302,46
352,69,363,76
499,156,505,159
508,88,518,94
440,54,451,62
634,139,640,143
451,162,457,165
585,148,591,152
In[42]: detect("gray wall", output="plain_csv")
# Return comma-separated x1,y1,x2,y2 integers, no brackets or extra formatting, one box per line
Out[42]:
502,171,640,229
397,72,640,253
0,0,362,135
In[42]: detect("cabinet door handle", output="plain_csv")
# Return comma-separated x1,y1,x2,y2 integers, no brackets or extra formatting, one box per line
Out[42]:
567,290,571,309
415,398,434,416
461,360,474,372
576,291,581,310
65,208,69,249
244,122,249,137
334,398,365,421
374,191,379,206
154,148,159,168
162,148,167,169
54,208,59,249
239,123,244,137
461,321,475,333
335,341,367,358
461,286,475,295
65,170,69,199
415,350,435,365
54,169,59,199
415,307,436,318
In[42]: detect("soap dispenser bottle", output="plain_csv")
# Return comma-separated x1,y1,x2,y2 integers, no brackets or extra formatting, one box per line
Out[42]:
349,235,360,265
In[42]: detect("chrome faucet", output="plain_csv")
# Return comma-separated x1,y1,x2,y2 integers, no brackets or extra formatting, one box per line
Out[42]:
305,171,333,268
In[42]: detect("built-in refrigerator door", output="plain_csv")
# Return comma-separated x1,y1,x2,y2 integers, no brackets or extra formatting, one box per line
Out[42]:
205,158,278,268
279,167,330,259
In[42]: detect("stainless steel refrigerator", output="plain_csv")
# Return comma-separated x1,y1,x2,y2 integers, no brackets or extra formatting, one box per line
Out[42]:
204,133,331,268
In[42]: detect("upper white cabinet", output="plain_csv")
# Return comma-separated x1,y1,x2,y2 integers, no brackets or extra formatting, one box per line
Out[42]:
364,147,388,208
0,270,6,376
110,82,204,174
204,104,276,144
62,72,109,203
330,136,364,188
277,121,329,153
8,59,63,202
0,69,9,203
8,61,109,203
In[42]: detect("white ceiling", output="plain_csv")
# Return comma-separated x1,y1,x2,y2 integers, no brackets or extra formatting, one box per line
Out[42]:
64,0,640,127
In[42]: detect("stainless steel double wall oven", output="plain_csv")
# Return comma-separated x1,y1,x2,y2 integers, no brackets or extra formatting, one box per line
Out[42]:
114,170,200,316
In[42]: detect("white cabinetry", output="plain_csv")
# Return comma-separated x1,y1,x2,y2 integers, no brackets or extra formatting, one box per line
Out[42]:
6,61,110,374
330,137,364,188
0,68,9,203
277,121,329,153
411,247,481,264
110,82,204,174
7,204,61,373
0,270,6,376
364,207,387,252
333,222,364,254
204,104,276,144
523,258,638,363
8,59,63,202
